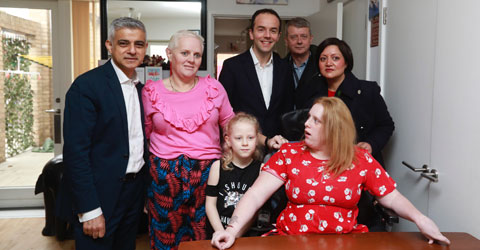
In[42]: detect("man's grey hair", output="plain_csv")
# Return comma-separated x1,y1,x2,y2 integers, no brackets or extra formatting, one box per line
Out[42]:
285,17,311,35
167,30,204,52
108,17,146,41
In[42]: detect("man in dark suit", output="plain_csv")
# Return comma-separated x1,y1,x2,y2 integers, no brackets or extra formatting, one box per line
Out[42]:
56,17,148,250
283,17,319,110
219,9,293,150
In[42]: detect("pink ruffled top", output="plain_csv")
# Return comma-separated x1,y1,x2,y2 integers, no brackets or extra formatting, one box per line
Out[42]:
142,75,234,160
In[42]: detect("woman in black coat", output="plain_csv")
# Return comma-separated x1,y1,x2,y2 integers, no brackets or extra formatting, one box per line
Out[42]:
298,37,394,167
298,37,395,231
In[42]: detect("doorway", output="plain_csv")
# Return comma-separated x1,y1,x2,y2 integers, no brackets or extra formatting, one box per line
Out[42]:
214,18,250,78
213,17,288,79
0,0,73,209
0,7,54,206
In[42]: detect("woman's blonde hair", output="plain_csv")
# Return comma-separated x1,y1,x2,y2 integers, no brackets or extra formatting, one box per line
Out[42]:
313,97,357,176
167,30,204,51
222,112,264,171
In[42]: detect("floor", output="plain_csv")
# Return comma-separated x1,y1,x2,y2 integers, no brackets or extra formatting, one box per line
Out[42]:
0,209,150,250
0,151,152,249
0,150,53,187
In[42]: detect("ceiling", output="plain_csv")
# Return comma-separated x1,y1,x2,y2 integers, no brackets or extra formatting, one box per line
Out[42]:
107,1,201,19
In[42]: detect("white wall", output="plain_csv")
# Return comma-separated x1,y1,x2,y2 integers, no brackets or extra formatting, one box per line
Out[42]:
208,0,320,18
304,0,369,80
307,0,339,46
342,0,367,79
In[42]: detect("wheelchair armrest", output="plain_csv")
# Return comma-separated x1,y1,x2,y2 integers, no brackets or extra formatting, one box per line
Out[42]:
374,201,399,225
244,209,276,236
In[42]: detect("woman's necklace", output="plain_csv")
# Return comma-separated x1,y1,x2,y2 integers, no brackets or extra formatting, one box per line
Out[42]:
170,75,197,92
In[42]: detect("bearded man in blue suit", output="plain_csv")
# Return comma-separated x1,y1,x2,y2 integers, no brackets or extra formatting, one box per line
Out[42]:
56,17,148,250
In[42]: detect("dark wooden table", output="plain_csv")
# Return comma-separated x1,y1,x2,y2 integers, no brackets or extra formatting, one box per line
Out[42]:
179,232,479,250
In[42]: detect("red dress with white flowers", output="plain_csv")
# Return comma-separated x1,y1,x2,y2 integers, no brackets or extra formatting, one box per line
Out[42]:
262,142,396,235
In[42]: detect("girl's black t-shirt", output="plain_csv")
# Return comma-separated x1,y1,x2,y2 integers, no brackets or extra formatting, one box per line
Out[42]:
206,160,262,236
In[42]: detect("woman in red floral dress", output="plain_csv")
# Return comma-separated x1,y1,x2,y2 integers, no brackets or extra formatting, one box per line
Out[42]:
211,97,450,249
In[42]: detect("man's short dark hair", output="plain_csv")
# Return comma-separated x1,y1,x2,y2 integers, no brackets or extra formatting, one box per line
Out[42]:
108,17,146,41
250,8,281,31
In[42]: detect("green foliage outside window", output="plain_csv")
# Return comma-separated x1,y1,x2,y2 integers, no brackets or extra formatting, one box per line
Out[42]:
2,38,34,157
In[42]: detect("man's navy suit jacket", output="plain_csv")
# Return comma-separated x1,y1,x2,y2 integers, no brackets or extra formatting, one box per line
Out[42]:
56,60,148,223
219,50,294,138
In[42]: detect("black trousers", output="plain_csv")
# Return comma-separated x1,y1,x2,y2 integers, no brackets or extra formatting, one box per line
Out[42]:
73,176,144,250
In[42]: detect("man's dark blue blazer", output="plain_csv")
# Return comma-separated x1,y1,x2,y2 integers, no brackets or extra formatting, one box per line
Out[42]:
219,50,294,138
284,45,319,109
56,60,148,226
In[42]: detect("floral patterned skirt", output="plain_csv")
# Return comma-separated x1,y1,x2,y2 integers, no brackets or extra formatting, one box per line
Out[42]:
147,154,213,250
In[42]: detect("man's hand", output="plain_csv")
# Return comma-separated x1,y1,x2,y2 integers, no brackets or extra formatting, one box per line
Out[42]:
356,142,372,154
267,135,288,150
83,214,106,239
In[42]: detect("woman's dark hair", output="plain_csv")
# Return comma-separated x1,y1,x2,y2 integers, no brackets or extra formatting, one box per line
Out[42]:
250,8,282,31
316,37,354,73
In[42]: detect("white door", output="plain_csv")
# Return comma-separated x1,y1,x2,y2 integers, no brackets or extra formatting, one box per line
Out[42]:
382,0,480,238
1,0,72,155
0,0,72,208
312,0,435,232
381,0,438,232
428,0,480,238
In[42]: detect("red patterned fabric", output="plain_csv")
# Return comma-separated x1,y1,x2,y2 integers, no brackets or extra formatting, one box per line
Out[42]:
147,154,213,250
262,142,396,235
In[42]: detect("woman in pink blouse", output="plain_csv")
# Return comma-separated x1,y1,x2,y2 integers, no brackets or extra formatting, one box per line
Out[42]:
211,97,450,249
142,30,234,250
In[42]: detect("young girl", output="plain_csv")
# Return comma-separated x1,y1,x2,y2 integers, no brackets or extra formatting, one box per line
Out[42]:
205,112,264,238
